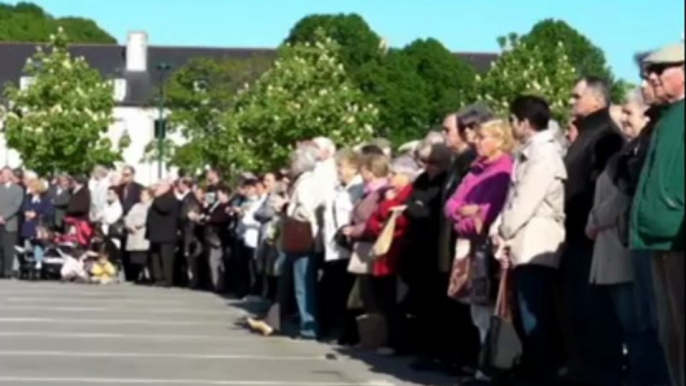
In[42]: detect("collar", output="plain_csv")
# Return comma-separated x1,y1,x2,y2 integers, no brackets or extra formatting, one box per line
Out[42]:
365,178,387,194
341,175,363,190
577,108,611,133
520,129,556,159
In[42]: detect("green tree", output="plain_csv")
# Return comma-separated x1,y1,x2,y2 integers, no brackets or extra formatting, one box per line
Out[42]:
2,27,122,175
157,55,273,172
476,34,578,123
0,2,115,43
219,29,379,173
285,13,383,79
521,19,624,101
402,39,477,127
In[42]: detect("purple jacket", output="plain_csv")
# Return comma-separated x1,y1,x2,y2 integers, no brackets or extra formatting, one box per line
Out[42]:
444,154,513,239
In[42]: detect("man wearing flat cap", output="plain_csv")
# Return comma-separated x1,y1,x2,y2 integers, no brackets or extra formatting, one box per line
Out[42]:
631,41,685,386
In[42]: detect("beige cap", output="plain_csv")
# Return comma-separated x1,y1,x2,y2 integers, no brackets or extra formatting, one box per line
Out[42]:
643,42,685,64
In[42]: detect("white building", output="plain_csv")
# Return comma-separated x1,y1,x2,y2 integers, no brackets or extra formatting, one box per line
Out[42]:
0,32,277,185
0,32,497,185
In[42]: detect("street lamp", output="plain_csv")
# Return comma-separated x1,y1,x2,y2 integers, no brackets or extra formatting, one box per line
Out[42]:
155,62,172,180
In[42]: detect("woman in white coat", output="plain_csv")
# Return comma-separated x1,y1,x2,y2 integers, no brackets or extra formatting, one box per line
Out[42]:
125,188,152,282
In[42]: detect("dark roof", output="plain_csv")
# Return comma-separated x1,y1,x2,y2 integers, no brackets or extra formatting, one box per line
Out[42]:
0,42,497,106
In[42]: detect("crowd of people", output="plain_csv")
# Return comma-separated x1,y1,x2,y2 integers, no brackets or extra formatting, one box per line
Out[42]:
0,41,683,386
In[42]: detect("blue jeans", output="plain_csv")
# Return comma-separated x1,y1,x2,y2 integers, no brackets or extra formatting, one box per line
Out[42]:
25,240,44,264
560,243,623,386
289,254,318,339
512,265,560,384
607,282,671,386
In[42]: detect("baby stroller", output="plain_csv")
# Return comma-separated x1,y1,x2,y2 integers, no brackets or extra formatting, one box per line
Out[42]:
17,217,94,280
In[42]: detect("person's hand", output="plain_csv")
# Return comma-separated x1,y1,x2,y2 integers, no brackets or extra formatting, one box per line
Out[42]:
188,211,200,222
585,226,598,240
341,226,354,237
458,204,480,217
0,216,5,225
271,196,288,211
384,189,397,201
25,211,36,220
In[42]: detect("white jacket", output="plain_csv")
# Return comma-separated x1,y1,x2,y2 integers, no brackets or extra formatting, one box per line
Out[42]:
286,171,324,252
497,129,567,268
323,176,365,262
240,196,267,249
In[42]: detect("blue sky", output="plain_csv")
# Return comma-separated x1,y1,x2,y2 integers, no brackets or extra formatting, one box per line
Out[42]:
17,0,685,81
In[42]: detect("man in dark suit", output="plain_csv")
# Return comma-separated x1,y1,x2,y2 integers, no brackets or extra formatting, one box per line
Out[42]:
176,177,202,289
561,76,626,386
49,175,72,231
118,166,143,216
67,176,91,222
0,167,25,278
147,181,180,288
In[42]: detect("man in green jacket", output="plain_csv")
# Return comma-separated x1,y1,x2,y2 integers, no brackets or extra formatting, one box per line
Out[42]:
631,41,684,386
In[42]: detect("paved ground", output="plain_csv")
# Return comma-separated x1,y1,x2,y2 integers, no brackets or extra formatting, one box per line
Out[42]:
0,280,455,386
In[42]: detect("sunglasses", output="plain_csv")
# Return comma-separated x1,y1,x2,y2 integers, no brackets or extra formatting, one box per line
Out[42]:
645,62,684,77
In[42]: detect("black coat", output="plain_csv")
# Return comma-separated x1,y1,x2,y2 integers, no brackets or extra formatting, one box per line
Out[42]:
402,171,447,282
204,202,231,248
119,182,143,215
50,186,71,230
564,108,625,244
146,191,180,244
66,187,91,221
179,192,202,255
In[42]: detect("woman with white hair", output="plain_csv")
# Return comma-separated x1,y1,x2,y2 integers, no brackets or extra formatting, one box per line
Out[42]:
279,142,324,339
597,86,671,386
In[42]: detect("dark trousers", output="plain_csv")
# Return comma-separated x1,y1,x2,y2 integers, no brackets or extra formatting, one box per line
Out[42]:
560,243,623,386
512,265,561,384
419,272,480,366
128,251,148,282
318,260,356,339
151,242,175,287
0,229,17,278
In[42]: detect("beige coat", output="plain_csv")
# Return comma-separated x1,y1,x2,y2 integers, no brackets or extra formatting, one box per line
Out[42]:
125,202,150,252
586,168,633,285
497,130,567,268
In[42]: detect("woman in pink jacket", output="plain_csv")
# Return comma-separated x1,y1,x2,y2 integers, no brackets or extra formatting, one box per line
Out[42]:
444,119,514,383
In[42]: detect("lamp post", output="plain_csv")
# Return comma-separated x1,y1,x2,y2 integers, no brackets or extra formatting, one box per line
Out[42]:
155,62,171,180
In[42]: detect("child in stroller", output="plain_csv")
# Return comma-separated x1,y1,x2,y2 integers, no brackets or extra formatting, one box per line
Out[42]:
17,217,94,280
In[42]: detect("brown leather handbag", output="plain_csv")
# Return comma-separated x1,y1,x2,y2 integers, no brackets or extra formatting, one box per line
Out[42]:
280,216,314,254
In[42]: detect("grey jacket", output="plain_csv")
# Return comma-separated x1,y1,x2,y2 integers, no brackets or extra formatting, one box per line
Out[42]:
0,183,25,232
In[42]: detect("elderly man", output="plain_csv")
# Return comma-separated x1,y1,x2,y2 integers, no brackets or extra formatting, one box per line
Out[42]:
631,42,685,386
118,166,143,216
0,167,24,278
146,180,180,288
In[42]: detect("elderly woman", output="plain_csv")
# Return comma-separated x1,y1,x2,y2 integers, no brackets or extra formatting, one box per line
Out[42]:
400,142,453,357
279,142,325,339
362,155,418,354
319,149,365,340
586,87,670,386
21,179,54,272
125,188,153,282
445,119,514,382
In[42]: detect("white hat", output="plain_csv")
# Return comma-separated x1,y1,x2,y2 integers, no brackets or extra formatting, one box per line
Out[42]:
644,43,685,64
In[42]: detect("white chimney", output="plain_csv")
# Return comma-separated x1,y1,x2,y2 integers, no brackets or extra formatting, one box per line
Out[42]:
126,31,148,72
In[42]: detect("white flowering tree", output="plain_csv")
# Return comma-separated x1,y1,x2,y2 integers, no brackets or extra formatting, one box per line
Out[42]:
2,27,123,175
475,33,578,123
217,28,379,173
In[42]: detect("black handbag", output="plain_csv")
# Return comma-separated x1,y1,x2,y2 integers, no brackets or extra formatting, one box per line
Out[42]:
108,219,126,239
470,239,498,306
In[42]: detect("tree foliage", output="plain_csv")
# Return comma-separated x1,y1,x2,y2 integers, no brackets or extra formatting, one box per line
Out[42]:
2,28,122,175
476,34,578,123
217,29,379,173
285,13,383,79
159,55,274,172
0,2,115,43
521,19,624,102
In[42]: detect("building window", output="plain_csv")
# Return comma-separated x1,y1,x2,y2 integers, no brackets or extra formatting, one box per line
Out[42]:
113,78,127,102
20,76,35,90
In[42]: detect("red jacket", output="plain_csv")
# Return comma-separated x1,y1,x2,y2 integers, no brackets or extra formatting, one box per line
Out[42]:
364,184,413,277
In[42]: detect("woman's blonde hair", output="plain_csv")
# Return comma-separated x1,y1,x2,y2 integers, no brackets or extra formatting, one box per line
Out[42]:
31,179,48,194
479,119,516,154
362,153,390,178
335,148,362,170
